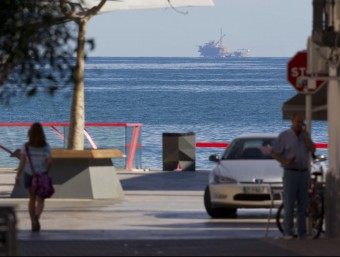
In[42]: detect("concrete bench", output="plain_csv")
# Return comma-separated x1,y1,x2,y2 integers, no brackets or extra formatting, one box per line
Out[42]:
11,149,125,200
51,149,125,159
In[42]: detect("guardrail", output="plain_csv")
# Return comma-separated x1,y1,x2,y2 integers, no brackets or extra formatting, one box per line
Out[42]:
195,142,328,149
0,122,142,171
0,123,327,171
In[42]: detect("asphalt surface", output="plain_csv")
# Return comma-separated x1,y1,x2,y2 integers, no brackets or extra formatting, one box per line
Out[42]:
0,169,339,256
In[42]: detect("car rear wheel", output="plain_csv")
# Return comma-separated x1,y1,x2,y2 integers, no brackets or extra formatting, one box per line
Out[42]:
204,186,237,218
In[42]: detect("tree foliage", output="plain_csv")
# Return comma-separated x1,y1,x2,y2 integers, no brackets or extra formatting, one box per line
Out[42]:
0,0,94,99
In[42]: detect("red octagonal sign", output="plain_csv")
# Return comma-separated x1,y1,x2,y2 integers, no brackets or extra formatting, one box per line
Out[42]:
287,51,325,94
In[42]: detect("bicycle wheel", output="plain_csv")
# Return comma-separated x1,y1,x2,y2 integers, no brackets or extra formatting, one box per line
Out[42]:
276,204,298,236
276,204,284,234
308,194,324,239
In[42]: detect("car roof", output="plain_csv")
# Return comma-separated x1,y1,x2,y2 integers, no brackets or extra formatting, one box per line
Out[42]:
234,133,278,139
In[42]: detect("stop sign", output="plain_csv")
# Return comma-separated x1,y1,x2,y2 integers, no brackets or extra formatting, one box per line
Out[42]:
287,51,325,94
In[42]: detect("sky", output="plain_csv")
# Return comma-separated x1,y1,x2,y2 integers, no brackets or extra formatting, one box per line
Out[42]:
86,0,313,57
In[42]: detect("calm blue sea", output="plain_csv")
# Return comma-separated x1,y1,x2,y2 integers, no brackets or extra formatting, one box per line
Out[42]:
0,57,328,169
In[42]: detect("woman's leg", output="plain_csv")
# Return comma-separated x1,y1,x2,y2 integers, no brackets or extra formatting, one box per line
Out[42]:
28,188,38,231
31,196,45,232
35,196,45,221
25,174,37,226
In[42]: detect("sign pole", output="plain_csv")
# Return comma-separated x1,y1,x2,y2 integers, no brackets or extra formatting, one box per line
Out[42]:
305,92,313,237
305,94,312,133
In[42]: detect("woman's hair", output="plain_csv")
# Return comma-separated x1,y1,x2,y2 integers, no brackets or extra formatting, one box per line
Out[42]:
28,123,47,147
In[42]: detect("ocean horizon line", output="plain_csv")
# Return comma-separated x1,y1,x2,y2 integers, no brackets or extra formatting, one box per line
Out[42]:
86,56,291,59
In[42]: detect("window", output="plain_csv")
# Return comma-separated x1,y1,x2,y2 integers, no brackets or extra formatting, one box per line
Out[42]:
223,138,276,160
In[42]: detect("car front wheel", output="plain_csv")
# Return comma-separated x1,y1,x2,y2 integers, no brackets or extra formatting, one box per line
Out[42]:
204,186,237,219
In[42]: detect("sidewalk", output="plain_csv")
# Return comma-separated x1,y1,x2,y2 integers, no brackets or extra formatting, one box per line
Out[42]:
0,169,339,256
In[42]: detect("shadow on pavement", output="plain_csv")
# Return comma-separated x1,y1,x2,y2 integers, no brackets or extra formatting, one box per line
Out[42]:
119,171,209,191
20,238,334,256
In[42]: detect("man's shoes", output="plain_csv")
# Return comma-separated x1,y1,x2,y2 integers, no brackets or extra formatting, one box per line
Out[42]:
299,235,313,240
283,235,294,240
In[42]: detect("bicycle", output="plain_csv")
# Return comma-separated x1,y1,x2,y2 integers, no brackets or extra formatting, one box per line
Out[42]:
276,155,327,239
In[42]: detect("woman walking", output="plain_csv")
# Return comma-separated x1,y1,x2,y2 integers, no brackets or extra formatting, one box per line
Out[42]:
15,123,52,232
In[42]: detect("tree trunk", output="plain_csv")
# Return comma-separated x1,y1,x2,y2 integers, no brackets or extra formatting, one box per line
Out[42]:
68,18,87,150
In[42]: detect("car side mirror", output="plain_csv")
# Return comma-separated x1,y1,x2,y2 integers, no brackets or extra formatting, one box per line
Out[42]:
209,154,220,163
315,154,327,162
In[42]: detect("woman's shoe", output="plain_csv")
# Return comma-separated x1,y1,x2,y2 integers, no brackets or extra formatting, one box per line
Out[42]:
35,216,41,232
32,216,40,232
31,222,39,232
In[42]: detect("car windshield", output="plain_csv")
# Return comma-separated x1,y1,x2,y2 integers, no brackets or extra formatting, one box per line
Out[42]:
222,138,276,160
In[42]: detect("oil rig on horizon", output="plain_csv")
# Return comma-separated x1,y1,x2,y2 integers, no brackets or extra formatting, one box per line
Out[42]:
198,30,250,58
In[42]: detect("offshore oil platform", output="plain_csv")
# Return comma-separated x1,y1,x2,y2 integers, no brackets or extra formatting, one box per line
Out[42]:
198,31,250,58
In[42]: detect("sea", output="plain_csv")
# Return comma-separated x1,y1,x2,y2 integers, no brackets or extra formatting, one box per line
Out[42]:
0,57,328,169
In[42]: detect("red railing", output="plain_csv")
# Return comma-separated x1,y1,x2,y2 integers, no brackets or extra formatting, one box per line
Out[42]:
0,122,143,171
0,122,143,127
0,123,327,170
196,142,229,148
315,143,328,149
196,142,328,149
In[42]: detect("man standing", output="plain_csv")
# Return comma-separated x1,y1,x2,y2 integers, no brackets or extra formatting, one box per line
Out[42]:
272,113,316,239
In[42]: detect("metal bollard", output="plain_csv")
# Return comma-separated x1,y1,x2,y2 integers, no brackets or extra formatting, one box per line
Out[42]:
0,206,17,256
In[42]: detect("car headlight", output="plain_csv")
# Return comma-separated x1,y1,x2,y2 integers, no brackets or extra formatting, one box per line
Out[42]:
214,175,237,184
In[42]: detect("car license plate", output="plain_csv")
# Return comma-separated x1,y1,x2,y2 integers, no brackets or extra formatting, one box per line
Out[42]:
243,186,269,194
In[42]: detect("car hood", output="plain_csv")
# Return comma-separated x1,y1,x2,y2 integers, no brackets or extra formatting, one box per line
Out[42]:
214,160,283,183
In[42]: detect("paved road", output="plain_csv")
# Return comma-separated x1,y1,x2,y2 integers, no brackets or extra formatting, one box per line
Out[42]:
0,169,339,256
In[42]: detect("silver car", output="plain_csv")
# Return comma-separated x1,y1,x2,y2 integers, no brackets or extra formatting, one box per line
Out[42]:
204,134,283,218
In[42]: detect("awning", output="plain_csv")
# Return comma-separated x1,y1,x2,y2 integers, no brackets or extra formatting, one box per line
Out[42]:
282,85,327,121
75,0,214,13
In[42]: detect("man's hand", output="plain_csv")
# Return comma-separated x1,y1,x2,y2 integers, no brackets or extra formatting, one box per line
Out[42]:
284,157,296,166
301,130,316,153
272,152,296,167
